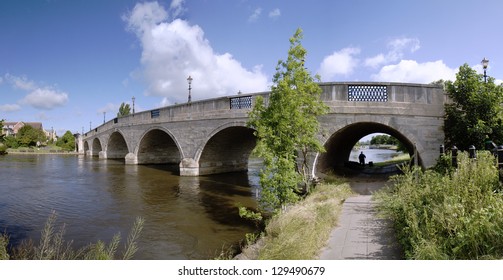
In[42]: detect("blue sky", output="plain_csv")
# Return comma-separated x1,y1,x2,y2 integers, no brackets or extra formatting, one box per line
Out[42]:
1,0,502,136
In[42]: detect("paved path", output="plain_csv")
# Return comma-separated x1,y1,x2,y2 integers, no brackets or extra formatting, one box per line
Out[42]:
319,181,403,260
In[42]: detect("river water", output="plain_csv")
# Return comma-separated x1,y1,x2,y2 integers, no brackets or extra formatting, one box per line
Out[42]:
0,154,260,259
349,148,405,164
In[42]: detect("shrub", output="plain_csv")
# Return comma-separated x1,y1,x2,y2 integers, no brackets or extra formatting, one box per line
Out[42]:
375,151,503,259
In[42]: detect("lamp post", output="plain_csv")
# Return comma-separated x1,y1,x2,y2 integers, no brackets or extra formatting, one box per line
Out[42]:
132,96,135,114
482,57,489,83
187,75,193,103
103,112,106,124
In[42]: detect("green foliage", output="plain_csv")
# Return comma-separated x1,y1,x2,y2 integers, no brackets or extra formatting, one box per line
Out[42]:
375,151,503,259
444,64,503,150
370,134,398,146
117,102,131,117
17,125,46,147
56,131,76,151
0,234,9,260
3,135,19,149
247,28,328,213
256,182,353,259
0,119,4,136
5,211,144,260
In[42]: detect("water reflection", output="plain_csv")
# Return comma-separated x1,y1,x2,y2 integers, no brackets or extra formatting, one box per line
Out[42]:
0,154,259,259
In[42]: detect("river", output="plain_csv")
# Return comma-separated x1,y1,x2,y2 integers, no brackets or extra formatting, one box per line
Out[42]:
349,148,406,164
0,154,260,259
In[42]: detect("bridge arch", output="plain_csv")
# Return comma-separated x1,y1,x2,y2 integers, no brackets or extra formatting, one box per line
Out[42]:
196,122,257,175
83,141,90,155
107,130,129,160
91,138,103,157
136,127,182,165
315,121,420,174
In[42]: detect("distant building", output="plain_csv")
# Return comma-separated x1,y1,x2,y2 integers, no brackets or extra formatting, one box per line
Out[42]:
1,121,56,141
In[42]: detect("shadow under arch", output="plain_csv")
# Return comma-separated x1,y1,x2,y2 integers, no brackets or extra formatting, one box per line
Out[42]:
136,127,182,166
316,122,419,175
92,138,102,157
197,123,257,175
107,130,129,160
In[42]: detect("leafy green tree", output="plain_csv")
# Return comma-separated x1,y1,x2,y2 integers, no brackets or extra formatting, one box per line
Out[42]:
0,119,4,137
56,131,76,151
17,125,46,147
247,28,328,213
3,135,19,148
444,64,503,150
117,102,131,117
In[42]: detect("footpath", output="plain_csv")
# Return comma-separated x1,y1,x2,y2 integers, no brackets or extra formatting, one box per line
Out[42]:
318,180,403,260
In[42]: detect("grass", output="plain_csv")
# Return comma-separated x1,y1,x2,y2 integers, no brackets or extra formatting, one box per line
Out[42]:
1,211,144,260
374,151,503,259
371,153,411,167
242,181,352,260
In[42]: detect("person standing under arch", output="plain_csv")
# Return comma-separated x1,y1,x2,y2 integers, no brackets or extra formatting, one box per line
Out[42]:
359,151,366,166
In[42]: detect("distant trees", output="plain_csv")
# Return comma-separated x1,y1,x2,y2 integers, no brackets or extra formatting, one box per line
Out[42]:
56,131,76,151
444,64,503,150
117,102,131,117
370,134,398,146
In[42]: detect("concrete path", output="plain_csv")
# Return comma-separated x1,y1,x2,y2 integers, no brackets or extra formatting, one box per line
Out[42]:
319,181,403,260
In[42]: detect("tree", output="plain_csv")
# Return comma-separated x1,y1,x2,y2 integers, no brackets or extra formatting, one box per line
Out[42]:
56,131,76,151
17,125,46,147
117,103,131,117
0,119,4,137
247,28,328,213
444,64,503,150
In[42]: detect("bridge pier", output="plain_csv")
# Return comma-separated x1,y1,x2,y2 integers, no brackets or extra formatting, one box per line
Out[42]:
180,158,199,176
98,151,107,159
125,153,138,165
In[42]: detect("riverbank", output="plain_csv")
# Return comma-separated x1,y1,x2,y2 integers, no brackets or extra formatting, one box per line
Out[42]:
6,148,79,155
235,179,353,260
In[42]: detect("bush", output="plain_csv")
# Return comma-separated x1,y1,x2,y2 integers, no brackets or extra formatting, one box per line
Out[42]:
3,136,19,149
375,151,503,259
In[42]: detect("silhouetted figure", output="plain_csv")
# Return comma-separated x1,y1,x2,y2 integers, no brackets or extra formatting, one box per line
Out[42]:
359,151,366,166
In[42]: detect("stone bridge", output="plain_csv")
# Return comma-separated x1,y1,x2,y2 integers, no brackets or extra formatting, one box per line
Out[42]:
79,82,446,176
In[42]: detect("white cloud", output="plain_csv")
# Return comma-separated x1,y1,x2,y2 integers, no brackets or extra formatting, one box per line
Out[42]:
248,8,262,22
371,60,457,83
318,47,361,81
21,88,68,110
170,0,186,18
0,104,21,112
4,73,36,91
125,2,268,104
365,37,420,68
269,8,281,19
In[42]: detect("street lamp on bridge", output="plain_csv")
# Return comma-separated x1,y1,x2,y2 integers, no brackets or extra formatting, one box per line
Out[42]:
187,75,193,103
132,96,135,114
482,57,489,83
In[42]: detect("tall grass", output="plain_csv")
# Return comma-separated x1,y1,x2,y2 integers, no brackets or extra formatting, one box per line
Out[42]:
374,151,503,259
2,211,144,260
255,182,353,259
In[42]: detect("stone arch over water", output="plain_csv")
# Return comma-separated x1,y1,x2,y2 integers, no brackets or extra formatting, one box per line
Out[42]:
315,121,419,174
197,123,257,175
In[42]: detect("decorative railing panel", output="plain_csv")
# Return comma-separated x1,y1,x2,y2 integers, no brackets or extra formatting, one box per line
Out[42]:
230,96,252,109
348,85,388,102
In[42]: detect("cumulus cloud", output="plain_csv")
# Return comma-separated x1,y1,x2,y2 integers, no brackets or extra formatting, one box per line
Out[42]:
371,60,457,83
21,88,68,110
125,1,268,104
269,8,281,19
0,104,21,112
4,73,36,91
317,47,361,81
3,74,69,110
248,8,262,22
365,37,420,68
